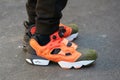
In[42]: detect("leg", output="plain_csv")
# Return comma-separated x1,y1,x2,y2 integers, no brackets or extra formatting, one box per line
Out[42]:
26,0,37,24
35,0,68,35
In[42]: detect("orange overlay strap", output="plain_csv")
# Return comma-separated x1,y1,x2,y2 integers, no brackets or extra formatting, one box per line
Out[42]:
30,36,81,62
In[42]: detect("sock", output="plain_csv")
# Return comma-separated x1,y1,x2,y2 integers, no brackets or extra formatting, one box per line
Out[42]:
35,34,50,46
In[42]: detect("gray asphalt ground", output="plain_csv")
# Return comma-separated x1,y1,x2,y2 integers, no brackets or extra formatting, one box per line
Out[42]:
0,0,120,80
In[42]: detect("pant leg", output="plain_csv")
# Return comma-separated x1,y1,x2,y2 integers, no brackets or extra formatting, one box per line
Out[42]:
35,0,68,35
26,0,37,24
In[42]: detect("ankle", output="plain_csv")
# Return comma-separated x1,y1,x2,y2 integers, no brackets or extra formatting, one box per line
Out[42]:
34,34,50,46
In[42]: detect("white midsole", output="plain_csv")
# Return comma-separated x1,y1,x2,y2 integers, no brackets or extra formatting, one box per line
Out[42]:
66,33,78,41
58,60,95,68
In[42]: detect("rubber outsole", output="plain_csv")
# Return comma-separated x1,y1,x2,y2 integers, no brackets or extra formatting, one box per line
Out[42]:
58,60,95,69
26,59,95,69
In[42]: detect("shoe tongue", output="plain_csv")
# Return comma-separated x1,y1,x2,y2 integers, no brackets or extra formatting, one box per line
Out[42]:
25,26,36,38
30,27,36,35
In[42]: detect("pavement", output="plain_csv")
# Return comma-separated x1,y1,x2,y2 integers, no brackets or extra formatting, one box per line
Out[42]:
0,0,120,80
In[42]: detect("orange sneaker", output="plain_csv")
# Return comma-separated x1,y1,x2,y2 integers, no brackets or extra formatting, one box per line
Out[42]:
26,30,97,69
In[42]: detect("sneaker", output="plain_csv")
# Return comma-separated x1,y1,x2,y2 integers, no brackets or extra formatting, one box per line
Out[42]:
26,30,97,69
23,21,79,51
